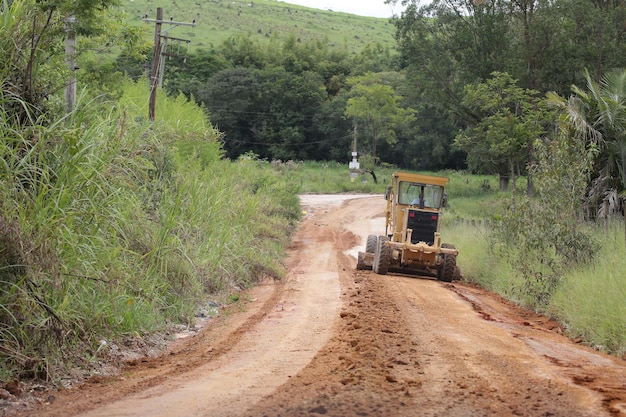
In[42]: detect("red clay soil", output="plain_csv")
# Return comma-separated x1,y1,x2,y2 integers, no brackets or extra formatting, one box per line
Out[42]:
5,195,626,417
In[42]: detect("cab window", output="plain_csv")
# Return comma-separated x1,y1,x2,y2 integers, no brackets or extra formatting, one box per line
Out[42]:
399,181,444,208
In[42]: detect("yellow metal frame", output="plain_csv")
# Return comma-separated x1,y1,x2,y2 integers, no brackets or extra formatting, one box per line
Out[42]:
384,172,457,268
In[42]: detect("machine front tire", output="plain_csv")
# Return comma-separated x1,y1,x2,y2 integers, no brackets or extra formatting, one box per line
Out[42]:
365,234,378,254
437,253,456,282
373,236,391,275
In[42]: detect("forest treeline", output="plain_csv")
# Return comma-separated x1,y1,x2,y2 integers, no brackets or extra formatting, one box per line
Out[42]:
116,0,625,178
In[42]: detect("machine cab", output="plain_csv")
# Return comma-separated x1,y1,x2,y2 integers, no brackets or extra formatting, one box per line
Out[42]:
386,172,449,245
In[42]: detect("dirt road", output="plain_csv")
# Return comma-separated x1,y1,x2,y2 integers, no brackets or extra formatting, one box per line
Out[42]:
14,195,626,417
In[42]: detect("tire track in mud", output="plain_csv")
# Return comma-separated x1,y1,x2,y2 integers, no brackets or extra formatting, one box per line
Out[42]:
448,282,626,416
247,269,623,417
245,270,425,417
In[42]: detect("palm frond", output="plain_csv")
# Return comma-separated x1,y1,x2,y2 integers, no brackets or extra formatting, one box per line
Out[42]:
597,188,620,218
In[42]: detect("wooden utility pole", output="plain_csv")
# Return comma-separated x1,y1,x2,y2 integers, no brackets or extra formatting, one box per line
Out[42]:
144,9,195,121
65,14,77,114
148,7,163,121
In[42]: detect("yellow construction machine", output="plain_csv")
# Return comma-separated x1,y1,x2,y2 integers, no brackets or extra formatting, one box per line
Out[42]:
357,172,459,282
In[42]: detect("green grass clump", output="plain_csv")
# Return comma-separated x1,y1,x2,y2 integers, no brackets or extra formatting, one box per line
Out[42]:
0,80,299,383
269,159,396,194
549,222,626,355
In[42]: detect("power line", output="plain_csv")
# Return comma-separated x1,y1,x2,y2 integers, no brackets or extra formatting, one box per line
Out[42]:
229,136,353,147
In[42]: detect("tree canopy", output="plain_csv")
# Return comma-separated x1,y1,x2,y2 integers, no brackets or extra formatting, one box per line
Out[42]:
344,73,415,159
82,0,626,174
455,72,552,191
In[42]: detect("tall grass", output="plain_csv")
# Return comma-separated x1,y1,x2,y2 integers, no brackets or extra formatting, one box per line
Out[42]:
0,80,300,383
450,218,626,356
444,222,513,292
550,221,626,355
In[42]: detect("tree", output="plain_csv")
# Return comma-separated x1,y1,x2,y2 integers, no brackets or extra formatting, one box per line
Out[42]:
199,67,261,159
253,68,327,160
312,90,353,161
164,49,231,99
220,34,266,69
507,0,626,94
199,66,328,161
492,131,598,307
393,0,515,170
344,73,415,160
77,9,153,101
396,0,626,99
455,72,551,191
393,0,626,173
395,0,513,122
395,103,465,170
351,42,400,75
548,68,626,237
0,0,119,125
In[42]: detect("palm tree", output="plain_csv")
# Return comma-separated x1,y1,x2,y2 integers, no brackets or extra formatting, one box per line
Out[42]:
548,68,626,238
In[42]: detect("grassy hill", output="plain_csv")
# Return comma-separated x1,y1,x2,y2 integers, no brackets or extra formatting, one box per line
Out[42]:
122,0,397,53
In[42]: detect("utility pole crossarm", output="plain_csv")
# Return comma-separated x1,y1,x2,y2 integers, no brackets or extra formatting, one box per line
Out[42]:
145,8,196,121
143,16,197,28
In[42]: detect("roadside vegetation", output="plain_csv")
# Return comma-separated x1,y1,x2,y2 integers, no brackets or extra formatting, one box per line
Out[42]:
447,216,626,357
0,79,300,383
1,0,625,391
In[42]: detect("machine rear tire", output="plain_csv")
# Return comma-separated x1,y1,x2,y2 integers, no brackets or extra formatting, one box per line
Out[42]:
365,234,378,254
373,236,391,275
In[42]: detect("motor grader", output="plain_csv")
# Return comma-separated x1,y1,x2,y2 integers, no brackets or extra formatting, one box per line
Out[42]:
356,172,459,282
